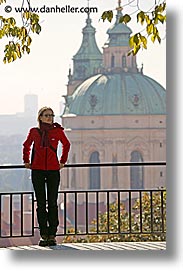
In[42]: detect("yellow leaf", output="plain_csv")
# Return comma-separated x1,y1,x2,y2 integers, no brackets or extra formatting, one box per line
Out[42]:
13,52,17,61
26,47,30,54
145,15,151,25
27,36,32,46
23,12,31,20
151,35,155,43
129,36,134,48
141,36,147,49
146,24,153,35
137,11,145,25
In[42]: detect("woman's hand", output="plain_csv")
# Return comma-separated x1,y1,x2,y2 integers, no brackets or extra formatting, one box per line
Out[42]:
25,163,31,169
60,163,65,169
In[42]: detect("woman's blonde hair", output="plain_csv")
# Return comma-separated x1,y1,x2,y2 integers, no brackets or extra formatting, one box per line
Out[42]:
37,106,54,127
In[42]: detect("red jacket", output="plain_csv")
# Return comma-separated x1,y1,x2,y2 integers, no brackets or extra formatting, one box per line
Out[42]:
23,126,70,170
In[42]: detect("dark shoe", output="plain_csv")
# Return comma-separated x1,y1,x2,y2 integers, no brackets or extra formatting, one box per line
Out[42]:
38,235,48,247
48,235,57,246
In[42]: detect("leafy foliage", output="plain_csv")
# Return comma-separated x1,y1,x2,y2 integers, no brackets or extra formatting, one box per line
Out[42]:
101,1,166,56
0,0,166,63
62,190,166,243
0,1,41,63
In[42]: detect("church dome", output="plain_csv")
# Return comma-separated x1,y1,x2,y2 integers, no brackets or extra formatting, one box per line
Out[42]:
64,72,166,116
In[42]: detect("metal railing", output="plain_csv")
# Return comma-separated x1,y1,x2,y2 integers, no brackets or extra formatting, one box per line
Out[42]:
0,161,166,169
0,162,166,240
0,192,34,238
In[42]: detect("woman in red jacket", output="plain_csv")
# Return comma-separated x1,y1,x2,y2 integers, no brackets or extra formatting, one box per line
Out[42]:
23,107,70,246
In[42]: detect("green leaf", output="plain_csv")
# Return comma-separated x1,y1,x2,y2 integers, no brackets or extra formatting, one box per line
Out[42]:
101,10,113,22
34,23,41,34
106,10,113,23
122,14,131,24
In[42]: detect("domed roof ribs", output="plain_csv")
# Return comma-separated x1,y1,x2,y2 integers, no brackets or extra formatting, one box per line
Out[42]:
65,73,166,116
143,75,166,114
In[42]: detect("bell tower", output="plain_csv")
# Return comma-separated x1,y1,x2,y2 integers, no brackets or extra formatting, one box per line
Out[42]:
103,0,138,73
67,13,102,96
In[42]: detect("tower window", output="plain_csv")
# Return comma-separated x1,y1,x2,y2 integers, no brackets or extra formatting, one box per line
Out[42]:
122,55,126,68
89,151,100,189
130,151,144,189
111,55,115,68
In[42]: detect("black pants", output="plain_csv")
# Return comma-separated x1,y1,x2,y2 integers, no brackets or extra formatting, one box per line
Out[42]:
31,170,60,237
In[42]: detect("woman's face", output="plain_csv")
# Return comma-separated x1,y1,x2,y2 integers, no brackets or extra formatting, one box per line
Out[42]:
40,110,55,124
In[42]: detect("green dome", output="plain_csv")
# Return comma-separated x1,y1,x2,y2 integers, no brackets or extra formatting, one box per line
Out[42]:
64,72,166,116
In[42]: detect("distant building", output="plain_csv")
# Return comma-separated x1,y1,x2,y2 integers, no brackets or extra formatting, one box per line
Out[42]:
24,94,38,117
0,94,38,136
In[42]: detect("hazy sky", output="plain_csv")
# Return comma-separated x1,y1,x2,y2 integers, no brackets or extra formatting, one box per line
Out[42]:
0,0,166,115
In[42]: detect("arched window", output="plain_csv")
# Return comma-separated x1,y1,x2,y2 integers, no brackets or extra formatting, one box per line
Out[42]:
89,151,100,189
130,151,144,189
122,55,126,68
111,55,115,68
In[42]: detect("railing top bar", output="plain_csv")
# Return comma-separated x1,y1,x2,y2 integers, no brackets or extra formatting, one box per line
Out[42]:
57,189,166,194
0,161,166,169
65,162,166,167
0,189,166,196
